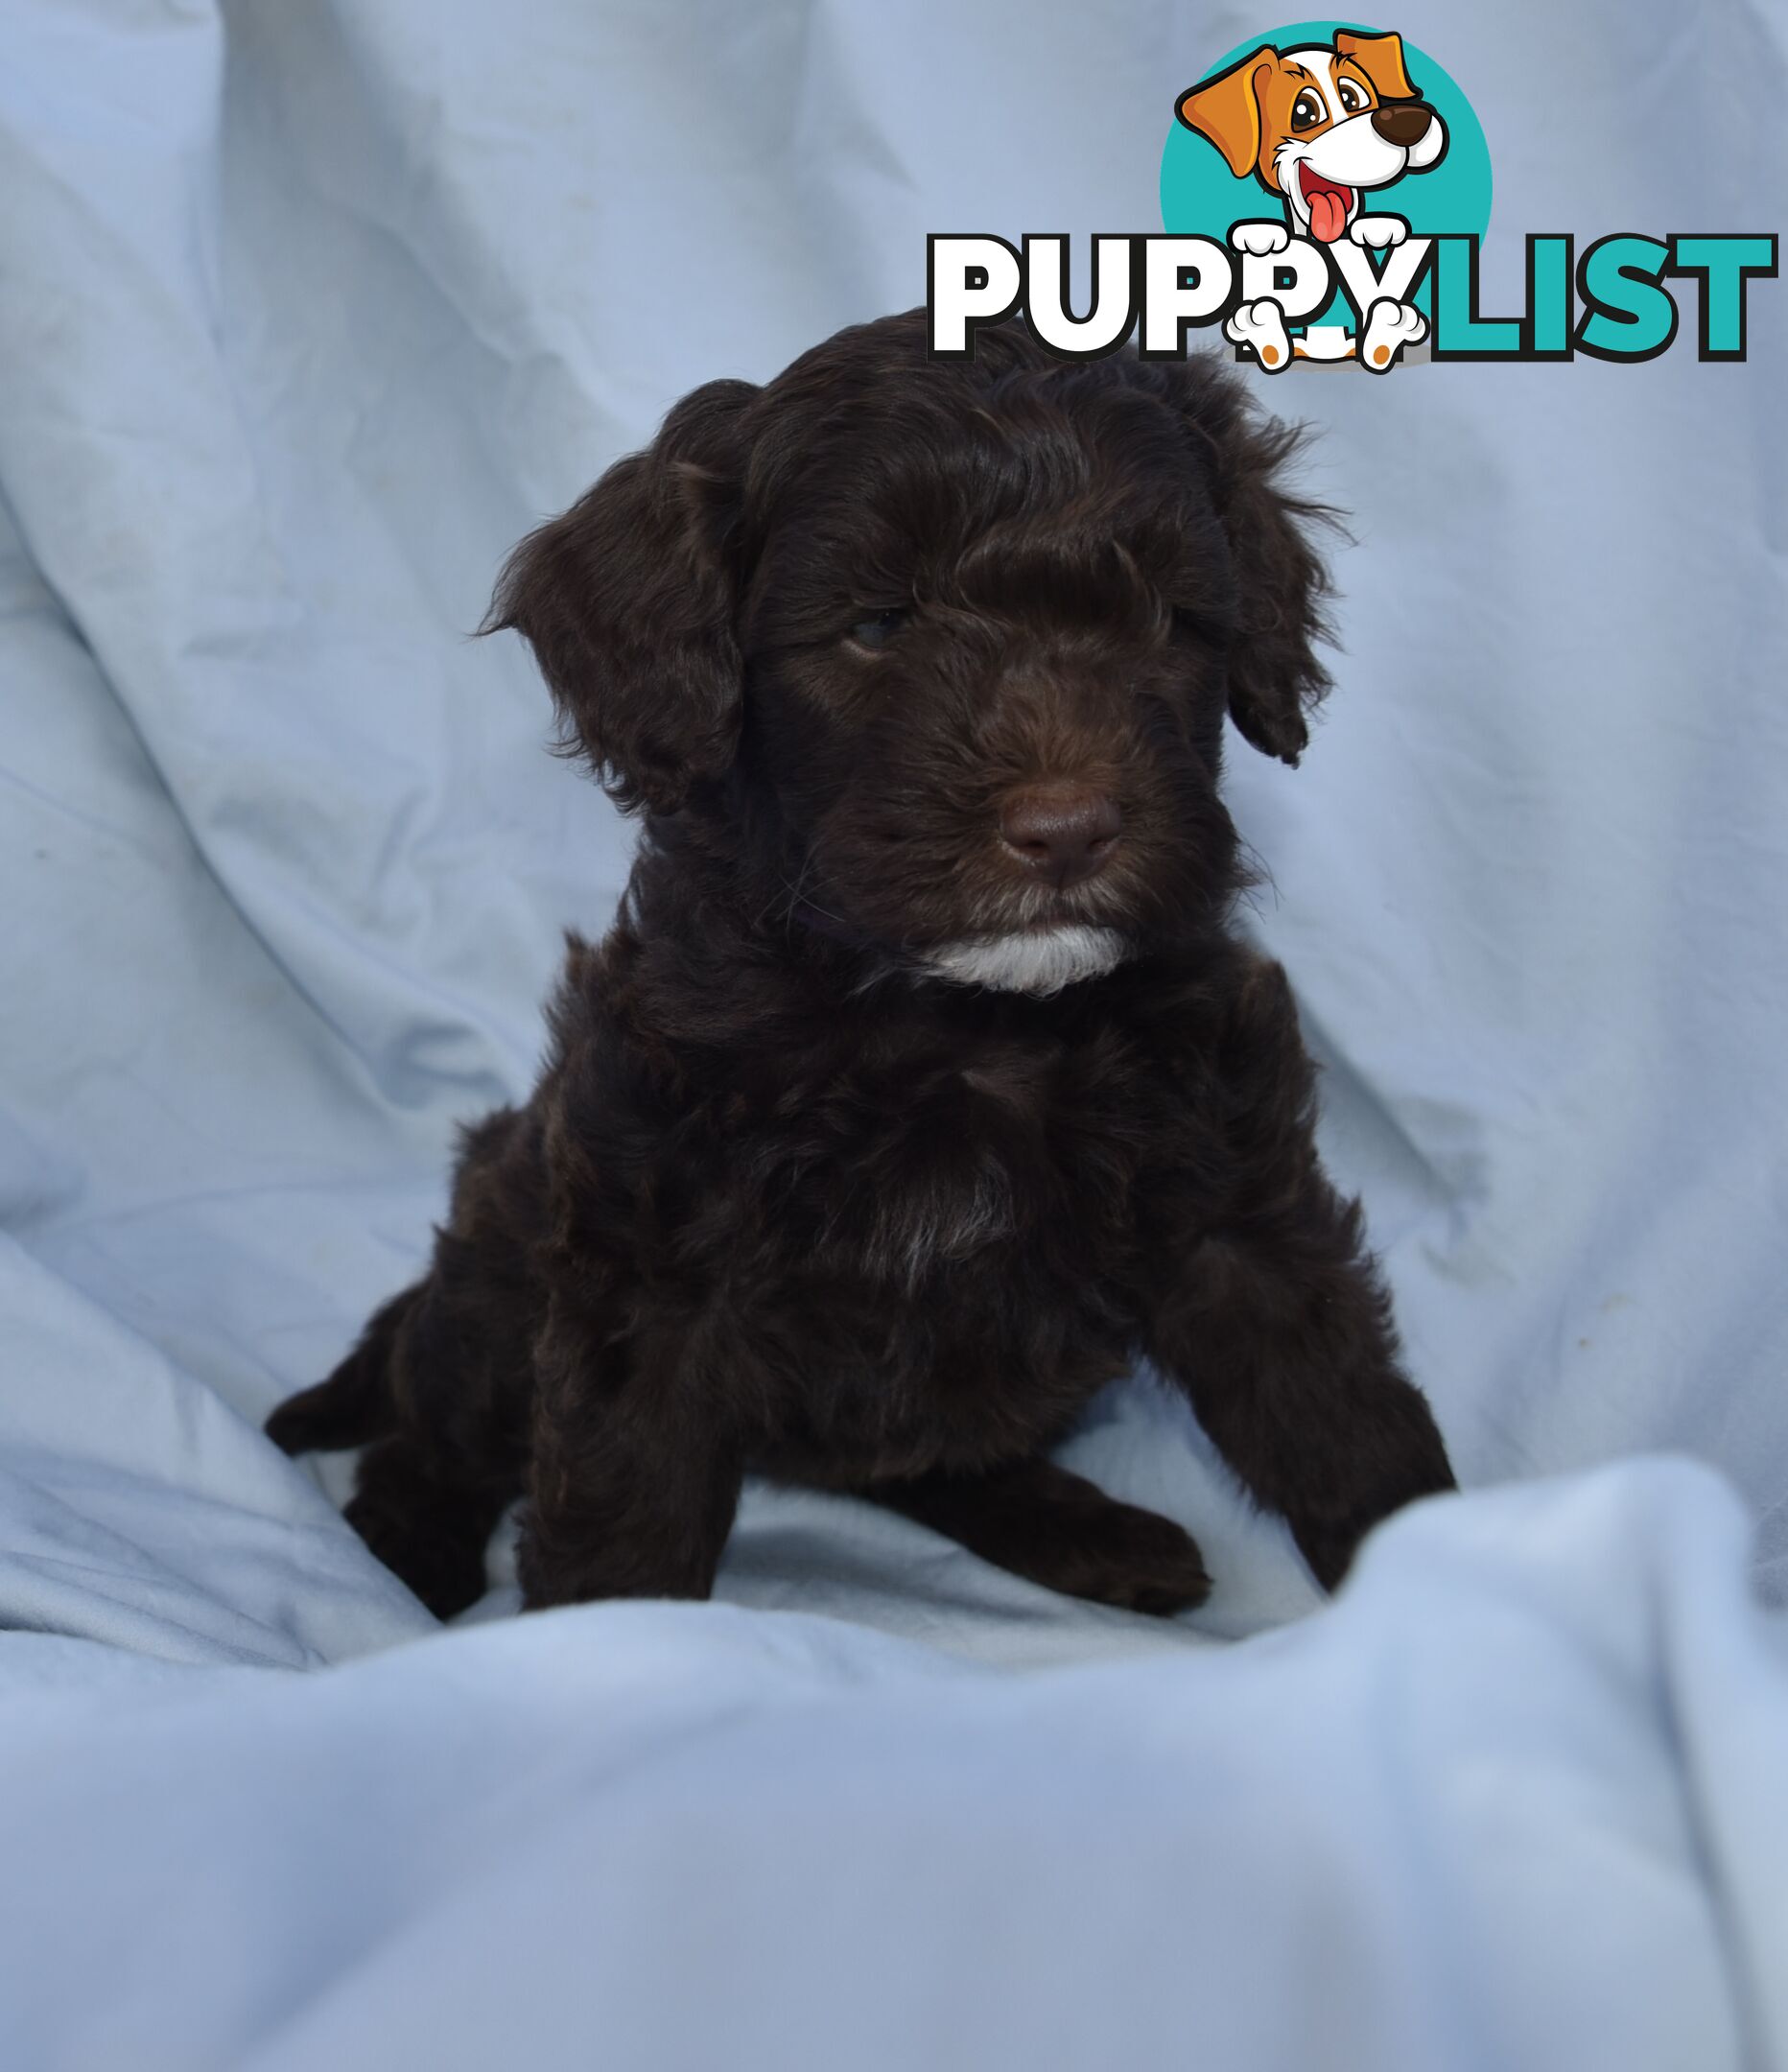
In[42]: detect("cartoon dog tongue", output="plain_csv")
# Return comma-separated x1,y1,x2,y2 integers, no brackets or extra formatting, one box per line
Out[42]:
1302,173,1352,245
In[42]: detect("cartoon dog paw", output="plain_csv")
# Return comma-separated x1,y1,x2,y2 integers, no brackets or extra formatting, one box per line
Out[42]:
1229,221,1290,258
1350,215,1410,250
1358,296,1427,371
1226,298,1293,372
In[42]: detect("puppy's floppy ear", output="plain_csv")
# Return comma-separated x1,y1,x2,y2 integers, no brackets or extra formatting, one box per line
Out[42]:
1168,359,1336,766
1333,29,1418,102
1176,51,1274,179
483,378,755,814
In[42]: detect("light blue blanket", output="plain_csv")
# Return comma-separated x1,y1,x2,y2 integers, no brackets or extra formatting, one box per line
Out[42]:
2,2,1784,2064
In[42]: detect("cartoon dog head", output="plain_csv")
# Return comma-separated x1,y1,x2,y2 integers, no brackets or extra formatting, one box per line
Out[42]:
1177,31,1447,246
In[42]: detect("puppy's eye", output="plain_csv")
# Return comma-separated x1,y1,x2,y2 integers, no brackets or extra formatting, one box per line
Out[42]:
1336,78,1367,113
1291,89,1326,131
850,607,909,649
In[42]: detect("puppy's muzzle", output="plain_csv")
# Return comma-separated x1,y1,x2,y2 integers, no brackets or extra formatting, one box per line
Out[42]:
1000,784,1123,890
1370,102,1434,149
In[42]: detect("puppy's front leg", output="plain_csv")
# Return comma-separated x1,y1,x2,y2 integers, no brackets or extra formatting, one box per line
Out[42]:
518,1294,743,1610
1148,961,1455,1590
864,1456,1212,1614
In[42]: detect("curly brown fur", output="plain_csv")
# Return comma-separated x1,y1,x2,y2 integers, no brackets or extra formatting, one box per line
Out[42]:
268,310,1454,1619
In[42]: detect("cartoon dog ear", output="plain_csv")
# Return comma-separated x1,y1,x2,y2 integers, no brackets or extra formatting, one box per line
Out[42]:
1333,29,1418,102
482,379,756,815
1176,51,1275,179
1158,358,1336,766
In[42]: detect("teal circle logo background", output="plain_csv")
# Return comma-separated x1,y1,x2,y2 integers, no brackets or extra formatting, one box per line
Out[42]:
1160,23,1492,327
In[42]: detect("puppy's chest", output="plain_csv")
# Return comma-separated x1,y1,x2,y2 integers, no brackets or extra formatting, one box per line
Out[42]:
731,1036,1173,1292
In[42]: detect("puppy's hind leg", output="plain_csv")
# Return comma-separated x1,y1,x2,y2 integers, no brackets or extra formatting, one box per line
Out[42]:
345,1435,514,1620
266,1282,417,1455
864,1456,1212,1615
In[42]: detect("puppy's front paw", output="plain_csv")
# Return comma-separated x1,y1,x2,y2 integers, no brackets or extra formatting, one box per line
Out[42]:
515,1533,576,1612
1052,1499,1213,1615
516,1521,625,1611
1350,214,1409,249
1230,220,1291,258
1290,1515,1364,1595
1289,1429,1458,1592
1225,298,1293,372
1358,296,1427,371
517,1516,723,1611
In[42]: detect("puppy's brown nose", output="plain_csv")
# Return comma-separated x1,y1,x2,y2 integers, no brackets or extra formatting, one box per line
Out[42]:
999,785,1122,888
1371,102,1432,148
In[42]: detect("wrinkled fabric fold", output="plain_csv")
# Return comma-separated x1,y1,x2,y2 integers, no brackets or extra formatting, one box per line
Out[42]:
1,2,1785,2061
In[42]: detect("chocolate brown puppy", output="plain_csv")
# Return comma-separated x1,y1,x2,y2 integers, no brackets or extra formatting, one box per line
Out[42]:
269,310,1454,1618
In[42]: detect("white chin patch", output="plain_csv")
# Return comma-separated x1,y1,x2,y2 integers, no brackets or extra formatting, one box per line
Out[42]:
917,925,1128,997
